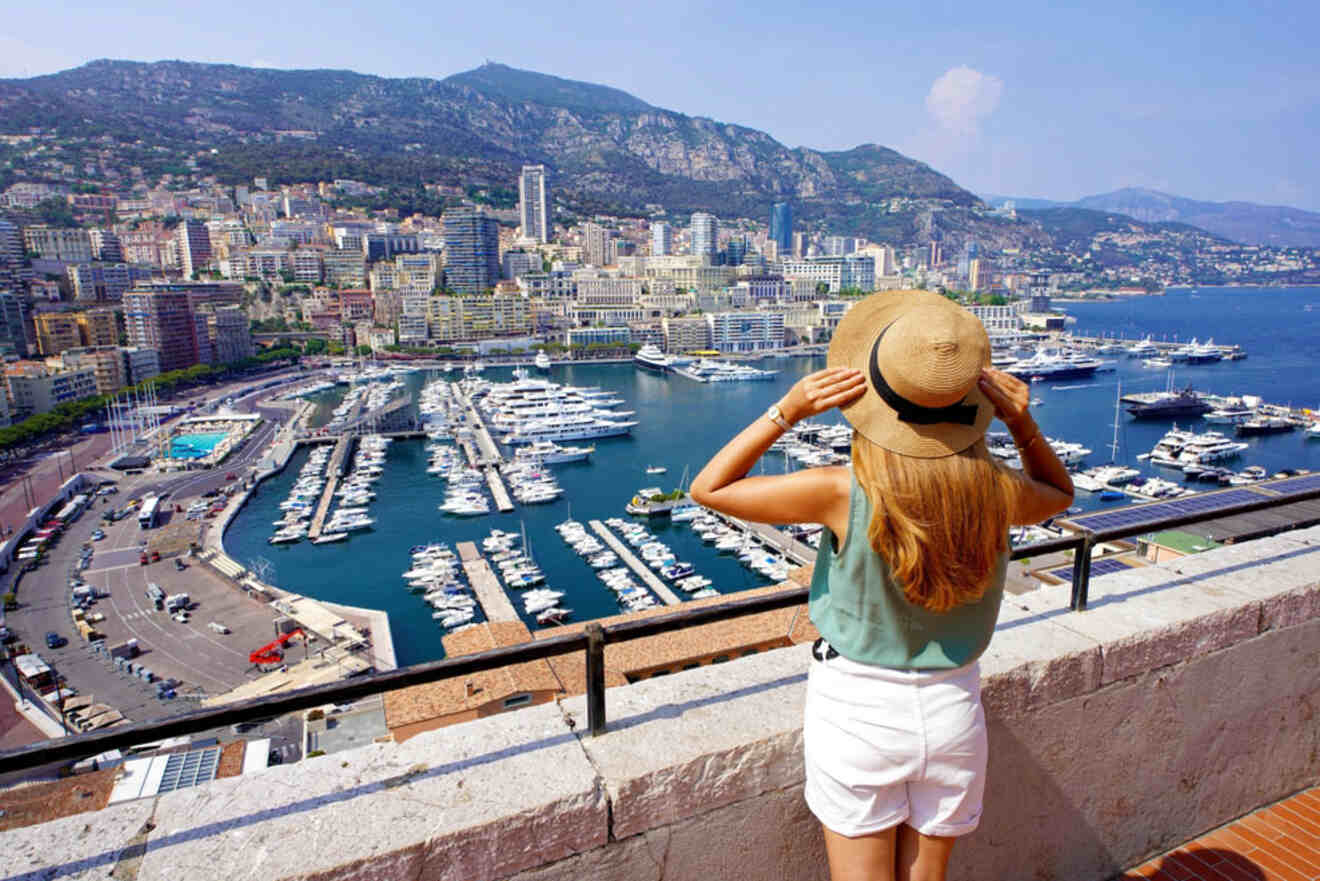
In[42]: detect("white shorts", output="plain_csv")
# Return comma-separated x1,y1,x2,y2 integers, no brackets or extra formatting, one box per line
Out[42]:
803,640,987,838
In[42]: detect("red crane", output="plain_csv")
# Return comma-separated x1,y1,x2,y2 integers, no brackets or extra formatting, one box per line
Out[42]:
248,629,304,666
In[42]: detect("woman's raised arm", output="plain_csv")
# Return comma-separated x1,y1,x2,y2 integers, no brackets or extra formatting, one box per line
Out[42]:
689,368,865,531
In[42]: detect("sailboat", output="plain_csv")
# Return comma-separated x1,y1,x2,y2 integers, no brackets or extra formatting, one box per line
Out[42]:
1085,381,1139,497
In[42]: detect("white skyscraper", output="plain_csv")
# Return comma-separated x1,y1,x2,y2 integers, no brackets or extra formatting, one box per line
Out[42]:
690,212,718,261
518,164,549,243
651,222,672,256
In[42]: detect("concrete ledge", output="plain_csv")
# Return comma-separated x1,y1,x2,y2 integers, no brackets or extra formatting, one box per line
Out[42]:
561,643,810,840
5,525,1320,881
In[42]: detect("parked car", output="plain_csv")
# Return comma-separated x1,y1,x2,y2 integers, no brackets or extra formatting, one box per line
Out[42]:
44,631,66,649
90,530,106,541
225,472,238,481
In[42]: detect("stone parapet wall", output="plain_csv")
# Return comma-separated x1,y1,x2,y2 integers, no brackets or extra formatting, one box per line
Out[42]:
5,526,1319,881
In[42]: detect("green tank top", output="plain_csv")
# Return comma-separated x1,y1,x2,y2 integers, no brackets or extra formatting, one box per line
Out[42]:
808,472,1007,669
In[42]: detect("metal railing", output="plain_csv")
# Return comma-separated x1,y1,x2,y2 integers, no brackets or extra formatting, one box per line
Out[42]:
1,483,1318,775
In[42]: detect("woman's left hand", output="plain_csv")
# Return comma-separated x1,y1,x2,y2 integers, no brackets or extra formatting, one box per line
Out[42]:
778,367,867,423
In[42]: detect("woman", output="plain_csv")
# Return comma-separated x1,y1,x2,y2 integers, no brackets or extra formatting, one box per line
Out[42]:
690,291,1073,881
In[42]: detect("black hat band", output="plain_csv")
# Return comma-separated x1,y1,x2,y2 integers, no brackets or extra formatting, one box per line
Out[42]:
868,325,978,426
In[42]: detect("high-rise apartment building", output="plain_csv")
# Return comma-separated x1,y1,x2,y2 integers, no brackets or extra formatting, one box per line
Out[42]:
0,291,28,358
121,347,160,385
34,312,82,356
177,219,212,278
443,207,500,294
323,249,367,287
68,262,136,303
690,212,718,261
122,288,207,372
89,229,123,262
518,165,550,244
651,222,672,257
5,362,97,418
582,223,611,268
203,305,255,363
22,226,93,262
77,309,119,347
0,218,23,264
769,203,793,255
60,346,128,396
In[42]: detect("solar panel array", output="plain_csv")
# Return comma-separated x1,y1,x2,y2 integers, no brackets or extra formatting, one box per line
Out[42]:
1050,557,1133,583
157,747,219,794
1257,473,1320,496
1065,488,1262,534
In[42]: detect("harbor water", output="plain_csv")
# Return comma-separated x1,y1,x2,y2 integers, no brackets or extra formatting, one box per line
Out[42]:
224,285,1320,666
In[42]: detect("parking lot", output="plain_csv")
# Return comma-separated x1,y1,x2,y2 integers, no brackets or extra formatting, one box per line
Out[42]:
4,472,286,726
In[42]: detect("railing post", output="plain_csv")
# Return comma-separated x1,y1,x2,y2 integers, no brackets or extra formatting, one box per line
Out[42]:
1070,532,1095,612
585,622,606,736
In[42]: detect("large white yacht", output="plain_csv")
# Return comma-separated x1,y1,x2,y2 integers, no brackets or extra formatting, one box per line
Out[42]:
633,344,671,373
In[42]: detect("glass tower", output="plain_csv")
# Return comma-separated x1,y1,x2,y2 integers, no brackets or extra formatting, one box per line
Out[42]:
770,203,792,254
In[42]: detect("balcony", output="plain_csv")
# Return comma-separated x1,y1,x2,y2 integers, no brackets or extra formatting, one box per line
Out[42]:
2,519,1318,880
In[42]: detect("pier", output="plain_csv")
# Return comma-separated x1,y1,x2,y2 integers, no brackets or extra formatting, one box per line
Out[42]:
707,511,817,567
1070,334,1246,360
485,468,514,512
456,541,519,623
589,520,682,606
308,435,353,540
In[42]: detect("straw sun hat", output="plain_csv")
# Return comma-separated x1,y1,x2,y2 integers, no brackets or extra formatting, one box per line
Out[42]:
827,290,994,458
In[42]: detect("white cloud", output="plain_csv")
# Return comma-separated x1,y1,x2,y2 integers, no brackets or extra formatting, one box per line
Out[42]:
925,66,1003,135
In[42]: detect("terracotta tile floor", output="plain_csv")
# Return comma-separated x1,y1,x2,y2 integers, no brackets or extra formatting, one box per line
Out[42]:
1117,786,1320,881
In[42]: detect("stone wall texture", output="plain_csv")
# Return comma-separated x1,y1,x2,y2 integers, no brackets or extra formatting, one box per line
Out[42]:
4,525,1318,881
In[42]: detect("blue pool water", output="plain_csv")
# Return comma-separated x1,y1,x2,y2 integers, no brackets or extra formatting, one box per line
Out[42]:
171,431,229,459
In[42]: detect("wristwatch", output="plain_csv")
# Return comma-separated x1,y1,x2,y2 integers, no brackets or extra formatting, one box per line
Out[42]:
765,405,792,431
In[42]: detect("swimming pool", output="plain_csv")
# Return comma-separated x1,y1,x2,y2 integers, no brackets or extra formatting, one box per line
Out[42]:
170,431,230,459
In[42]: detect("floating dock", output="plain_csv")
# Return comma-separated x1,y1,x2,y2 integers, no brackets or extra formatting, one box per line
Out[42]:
456,541,519,622
589,520,682,606
485,468,514,513
707,511,817,567
308,435,353,540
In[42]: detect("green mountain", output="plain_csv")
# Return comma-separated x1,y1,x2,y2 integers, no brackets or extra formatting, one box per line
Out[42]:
0,59,985,241
1074,188,1320,248
984,188,1320,248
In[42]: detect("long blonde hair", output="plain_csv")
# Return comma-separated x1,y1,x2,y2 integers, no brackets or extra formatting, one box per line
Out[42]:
851,433,1017,613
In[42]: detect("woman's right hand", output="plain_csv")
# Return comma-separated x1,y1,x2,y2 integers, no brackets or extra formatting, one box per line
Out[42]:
778,368,866,424
977,367,1033,432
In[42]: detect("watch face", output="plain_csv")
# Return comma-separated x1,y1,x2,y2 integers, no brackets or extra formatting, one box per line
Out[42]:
768,406,781,418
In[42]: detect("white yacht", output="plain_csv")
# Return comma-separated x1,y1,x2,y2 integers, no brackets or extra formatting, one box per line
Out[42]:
534,351,552,372
633,344,672,373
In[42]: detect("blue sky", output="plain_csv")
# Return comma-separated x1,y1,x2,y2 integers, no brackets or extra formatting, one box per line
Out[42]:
2,0,1317,211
